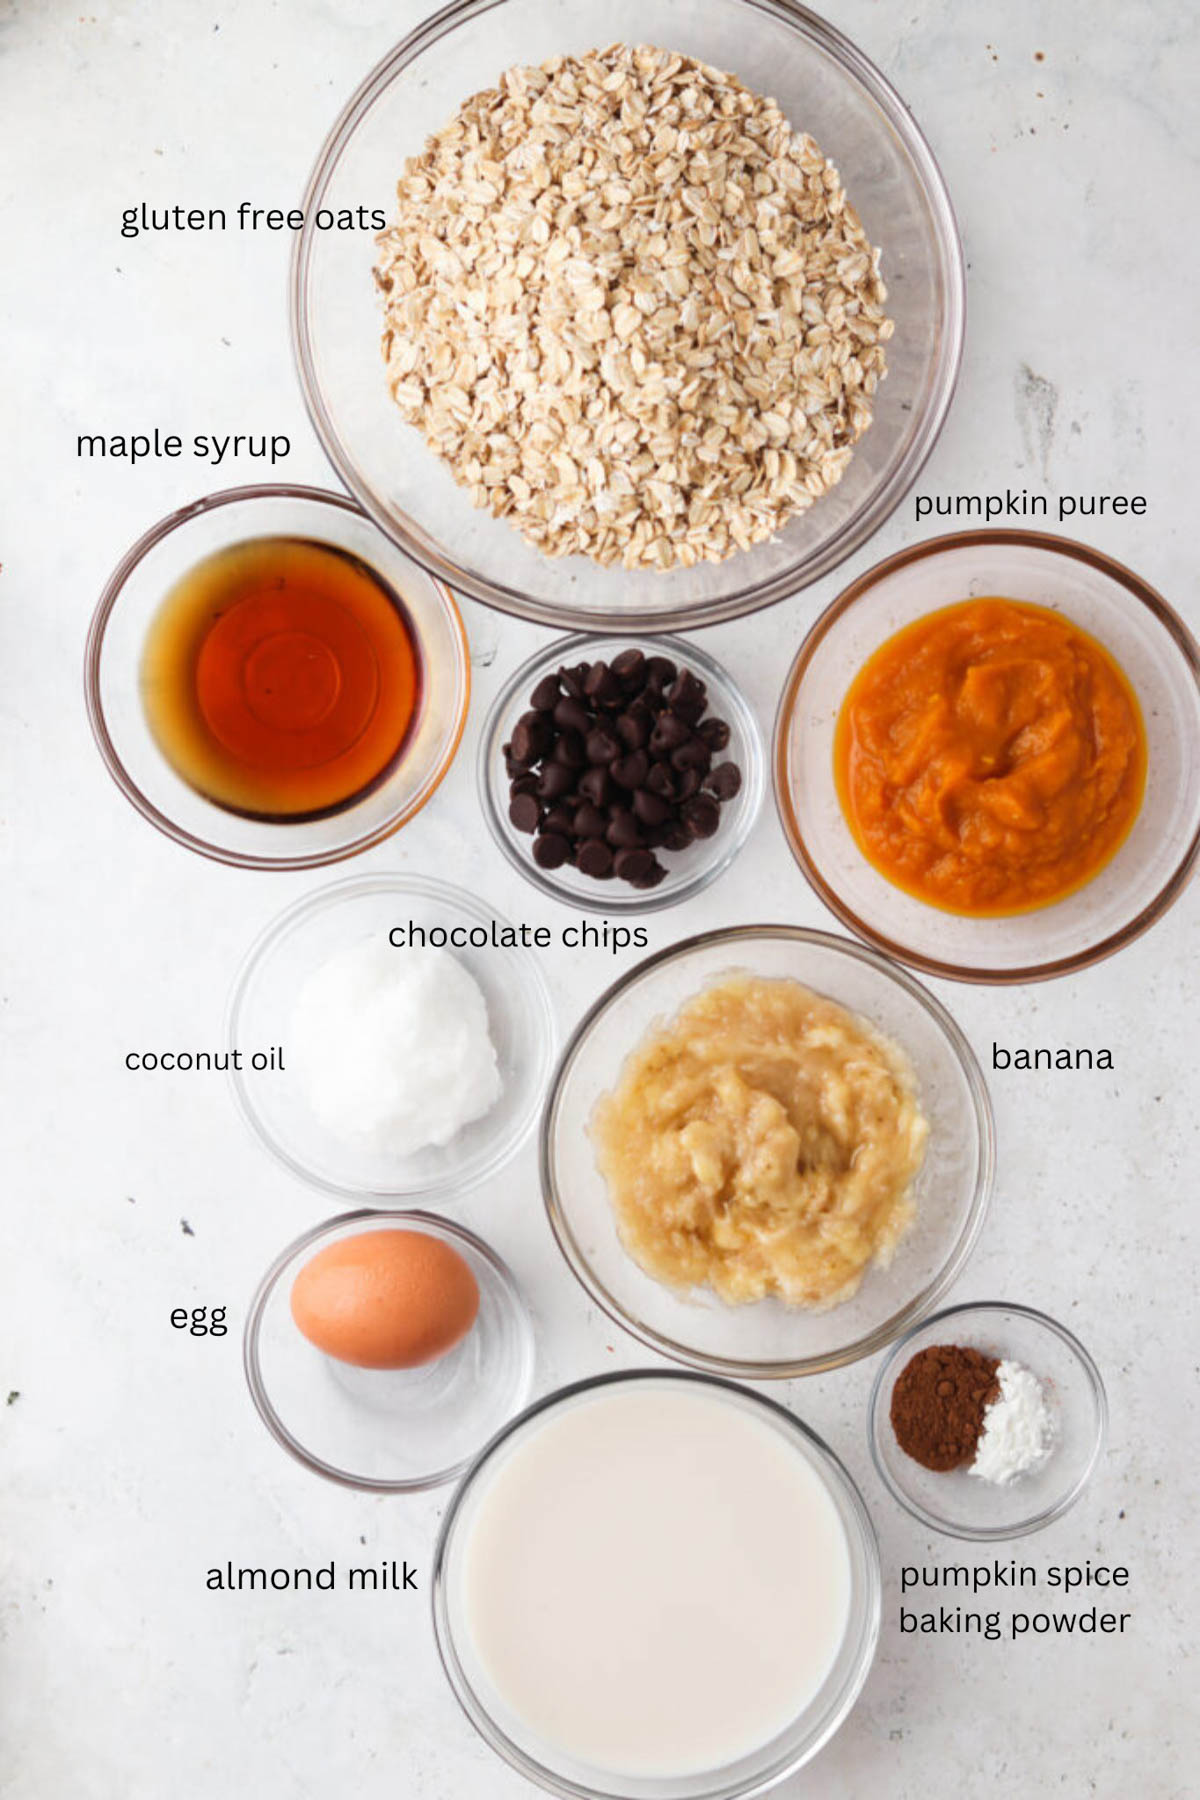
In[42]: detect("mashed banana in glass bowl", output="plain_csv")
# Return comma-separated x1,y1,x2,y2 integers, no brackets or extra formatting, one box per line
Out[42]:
590,974,928,1310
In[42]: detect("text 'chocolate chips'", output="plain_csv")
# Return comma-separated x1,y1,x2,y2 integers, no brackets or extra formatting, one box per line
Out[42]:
501,650,743,889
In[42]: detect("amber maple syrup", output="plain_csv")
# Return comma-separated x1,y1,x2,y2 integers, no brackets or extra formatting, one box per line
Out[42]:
141,536,422,820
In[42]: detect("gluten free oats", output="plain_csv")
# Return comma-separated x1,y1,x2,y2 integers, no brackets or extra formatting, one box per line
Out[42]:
374,43,892,570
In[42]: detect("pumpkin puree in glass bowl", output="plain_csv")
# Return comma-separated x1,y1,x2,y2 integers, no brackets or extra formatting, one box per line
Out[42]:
834,598,1147,916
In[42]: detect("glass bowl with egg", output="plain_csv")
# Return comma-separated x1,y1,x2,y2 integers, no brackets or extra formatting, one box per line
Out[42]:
244,1209,535,1491
433,1370,881,1797
85,484,470,869
774,529,1200,982
478,633,764,912
868,1301,1108,1539
541,926,993,1379
291,0,964,629
227,873,555,1200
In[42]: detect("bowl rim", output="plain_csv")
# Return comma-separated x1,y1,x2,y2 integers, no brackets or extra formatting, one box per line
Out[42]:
431,1365,882,1799
540,923,995,1378
867,1298,1109,1541
773,526,1200,983
477,630,766,913
225,870,557,1198
289,0,966,630
83,481,471,871
242,1205,535,1493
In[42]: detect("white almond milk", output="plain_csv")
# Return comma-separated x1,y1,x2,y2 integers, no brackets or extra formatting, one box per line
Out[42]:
456,1380,852,1778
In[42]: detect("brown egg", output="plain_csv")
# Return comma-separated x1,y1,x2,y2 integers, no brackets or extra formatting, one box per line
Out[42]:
290,1229,480,1369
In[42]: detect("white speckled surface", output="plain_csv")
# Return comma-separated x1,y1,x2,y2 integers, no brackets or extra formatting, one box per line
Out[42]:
2,1,1197,1794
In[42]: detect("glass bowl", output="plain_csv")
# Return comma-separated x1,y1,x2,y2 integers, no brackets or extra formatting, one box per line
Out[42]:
541,927,993,1377
869,1301,1107,1539
433,1370,880,1798
227,874,555,1199
84,484,470,870
774,529,1200,983
291,0,964,629
244,1209,535,1491
479,633,764,912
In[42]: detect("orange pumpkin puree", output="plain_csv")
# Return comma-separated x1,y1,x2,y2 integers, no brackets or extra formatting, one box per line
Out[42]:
834,598,1147,916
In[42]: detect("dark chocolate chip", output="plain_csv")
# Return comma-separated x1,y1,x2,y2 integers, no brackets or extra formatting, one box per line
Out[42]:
611,647,646,686
704,761,742,801
645,762,677,801
577,839,614,878
613,847,654,884
552,730,586,767
699,716,731,752
616,709,651,752
509,792,541,834
671,737,712,774
662,821,692,852
585,726,621,765
578,766,613,808
649,713,691,755
558,663,587,698
542,804,576,837
644,655,678,689
510,773,540,798
630,858,668,890
682,795,720,839
666,670,707,723
611,750,650,790
530,673,562,711
533,833,571,870
632,788,671,826
606,808,643,849
511,714,552,763
553,695,591,736
677,767,703,801
537,762,576,801
573,802,608,840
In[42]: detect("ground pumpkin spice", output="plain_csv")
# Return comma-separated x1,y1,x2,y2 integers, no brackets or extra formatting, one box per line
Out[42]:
890,1343,1001,1471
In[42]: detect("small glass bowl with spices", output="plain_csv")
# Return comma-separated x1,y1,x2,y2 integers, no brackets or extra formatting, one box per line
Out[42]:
868,1301,1106,1539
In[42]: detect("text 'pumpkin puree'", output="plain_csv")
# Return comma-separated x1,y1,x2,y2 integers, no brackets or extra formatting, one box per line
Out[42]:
834,598,1147,916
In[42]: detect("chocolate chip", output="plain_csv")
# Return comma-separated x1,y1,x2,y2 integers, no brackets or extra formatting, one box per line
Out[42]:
509,792,541,834
649,713,691,755
645,762,677,801
704,761,742,801
583,662,623,707
573,802,608,840
611,750,650,790
578,766,613,808
537,762,575,801
552,730,586,767
611,647,646,686
511,714,552,763
585,726,621,765
616,709,651,752
671,736,711,774
633,788,671,826
631,858,668,890
577,839,614,878
676,767,703,801
662,821,692,852
699,716,731,752
553,695,591,736
606,808,643,849
510,773,540,799
613,847,654,883
682,795,720,838
533,833,571,869
667,670,707,723
558,663,588,698
542,804,575,837
644,655,678,689
530,673,562,711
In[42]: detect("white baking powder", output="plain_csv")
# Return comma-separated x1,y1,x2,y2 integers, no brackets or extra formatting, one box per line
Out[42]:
970,1360,1055,1485
291,938,502,1155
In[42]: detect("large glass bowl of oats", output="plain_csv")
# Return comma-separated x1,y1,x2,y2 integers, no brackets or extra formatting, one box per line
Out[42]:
292,0,964,629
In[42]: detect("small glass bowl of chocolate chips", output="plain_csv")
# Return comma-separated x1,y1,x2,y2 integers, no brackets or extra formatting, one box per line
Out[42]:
479,635,764,910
